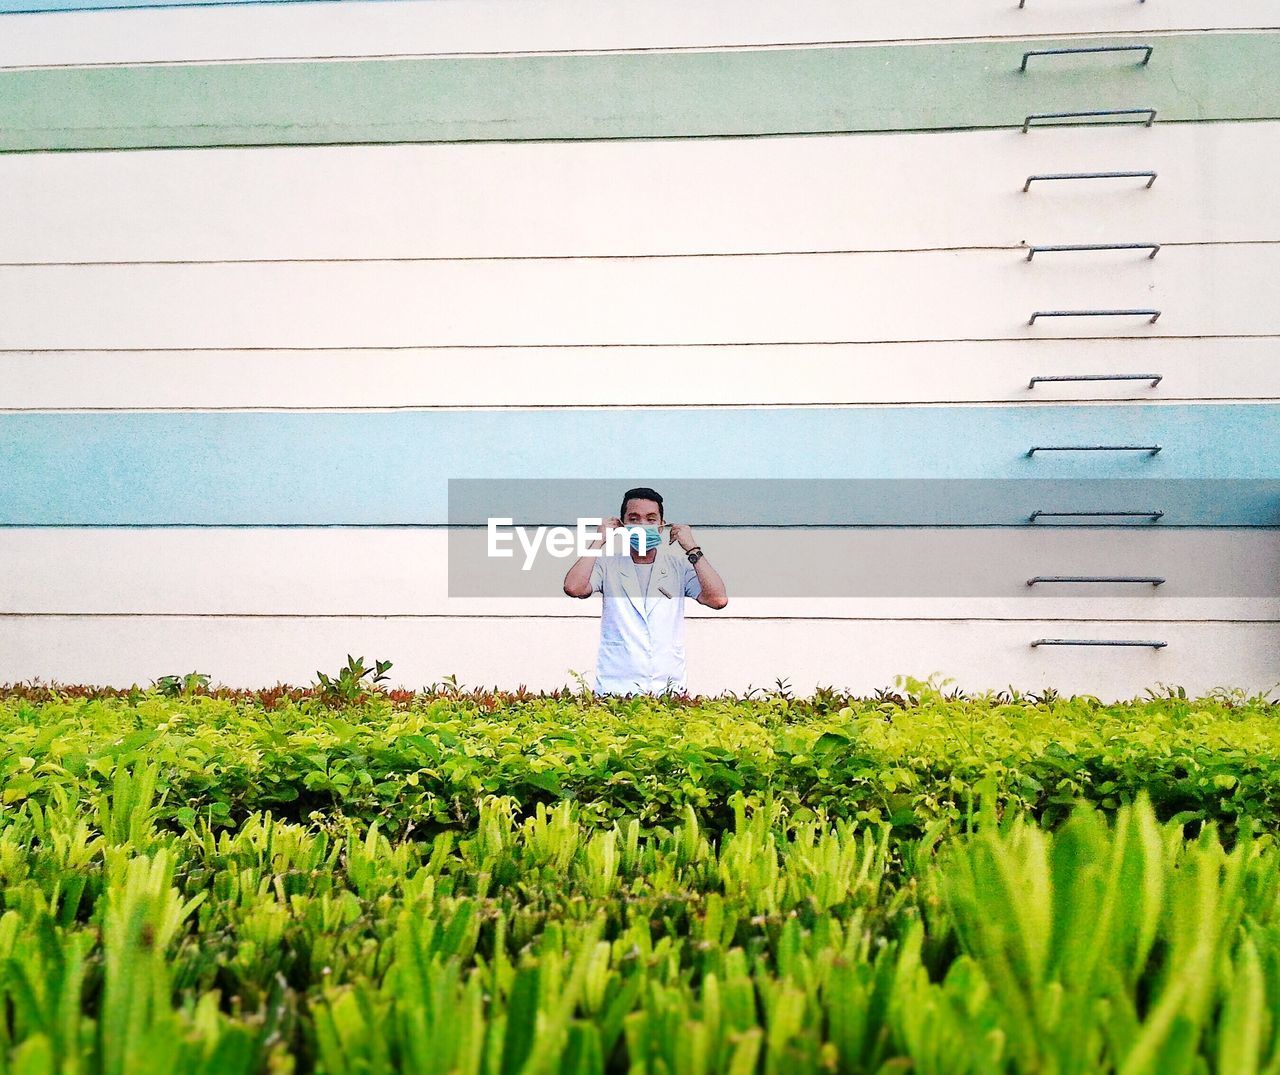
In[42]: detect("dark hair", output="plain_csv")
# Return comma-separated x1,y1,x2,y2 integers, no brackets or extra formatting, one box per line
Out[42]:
620,486,664,521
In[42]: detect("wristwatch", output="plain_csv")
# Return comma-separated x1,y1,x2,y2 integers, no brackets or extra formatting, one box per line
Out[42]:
686,547,704,566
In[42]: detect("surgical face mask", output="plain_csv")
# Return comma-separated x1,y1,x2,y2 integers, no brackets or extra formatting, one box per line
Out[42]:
629,525,662,554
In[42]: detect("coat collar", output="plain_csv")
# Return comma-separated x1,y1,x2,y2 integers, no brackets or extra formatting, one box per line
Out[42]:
615,548,678,620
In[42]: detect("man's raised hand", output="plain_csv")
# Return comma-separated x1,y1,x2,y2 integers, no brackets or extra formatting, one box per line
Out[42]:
592,516,623,548
666,523,697,551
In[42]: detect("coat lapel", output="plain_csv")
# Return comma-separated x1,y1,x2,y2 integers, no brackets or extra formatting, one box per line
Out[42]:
615,555,647,620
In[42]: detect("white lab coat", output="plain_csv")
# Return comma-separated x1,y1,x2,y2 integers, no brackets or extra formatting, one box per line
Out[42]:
590,544,703,695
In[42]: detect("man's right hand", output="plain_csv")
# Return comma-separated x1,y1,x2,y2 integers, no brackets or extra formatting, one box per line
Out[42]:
593,516,623,548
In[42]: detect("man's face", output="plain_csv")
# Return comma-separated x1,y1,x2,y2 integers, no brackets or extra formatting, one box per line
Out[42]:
622,498,663,528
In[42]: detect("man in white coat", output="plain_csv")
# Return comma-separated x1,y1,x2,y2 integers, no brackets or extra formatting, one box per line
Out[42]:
563,486,729,695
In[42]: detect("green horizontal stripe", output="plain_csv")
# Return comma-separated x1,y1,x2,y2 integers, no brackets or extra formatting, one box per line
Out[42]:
2,32,1277,151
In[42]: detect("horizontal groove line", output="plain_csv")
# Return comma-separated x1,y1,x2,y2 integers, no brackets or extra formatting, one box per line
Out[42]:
5,334,1280,353
1,25,1275,69
5,240,1276,268
5,399,1279,414
4,525,1278,531
2,342,1275,358
4,117,1275,156
1,612,1275,624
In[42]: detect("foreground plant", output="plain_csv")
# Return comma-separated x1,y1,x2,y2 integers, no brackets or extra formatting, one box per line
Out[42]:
0,750,1276,1071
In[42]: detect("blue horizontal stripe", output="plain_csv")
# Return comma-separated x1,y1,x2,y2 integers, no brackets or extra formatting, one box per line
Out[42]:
1,405,1277,525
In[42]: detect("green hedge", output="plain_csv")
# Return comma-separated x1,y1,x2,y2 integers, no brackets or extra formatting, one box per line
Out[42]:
3,681,1278,838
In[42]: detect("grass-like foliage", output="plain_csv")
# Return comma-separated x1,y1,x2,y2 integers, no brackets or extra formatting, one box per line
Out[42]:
0,680,1278,1071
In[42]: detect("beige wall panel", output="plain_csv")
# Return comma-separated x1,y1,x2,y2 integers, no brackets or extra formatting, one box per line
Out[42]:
3,124,1277,262
2,614,1275,700
2,529,1275,621
3,338,1275,408
1,245,1275,350
1,0,1273,69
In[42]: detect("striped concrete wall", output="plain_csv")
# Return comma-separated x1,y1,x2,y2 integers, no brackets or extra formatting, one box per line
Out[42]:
2,1,1277,697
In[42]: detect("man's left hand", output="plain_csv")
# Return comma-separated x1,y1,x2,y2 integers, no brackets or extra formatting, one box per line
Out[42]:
667,523,697,551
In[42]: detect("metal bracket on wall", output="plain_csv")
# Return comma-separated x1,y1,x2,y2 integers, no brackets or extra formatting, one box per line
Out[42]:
1023,109,1157,133
1023,172,1157,191
1026,445,1162,455
1027,576,1166,586
1028,374,1163,388
1029,510,1164,521
1020,45,1154,72
1031,639,1167,648
1025,242,1160,261
1029,309,1161,325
